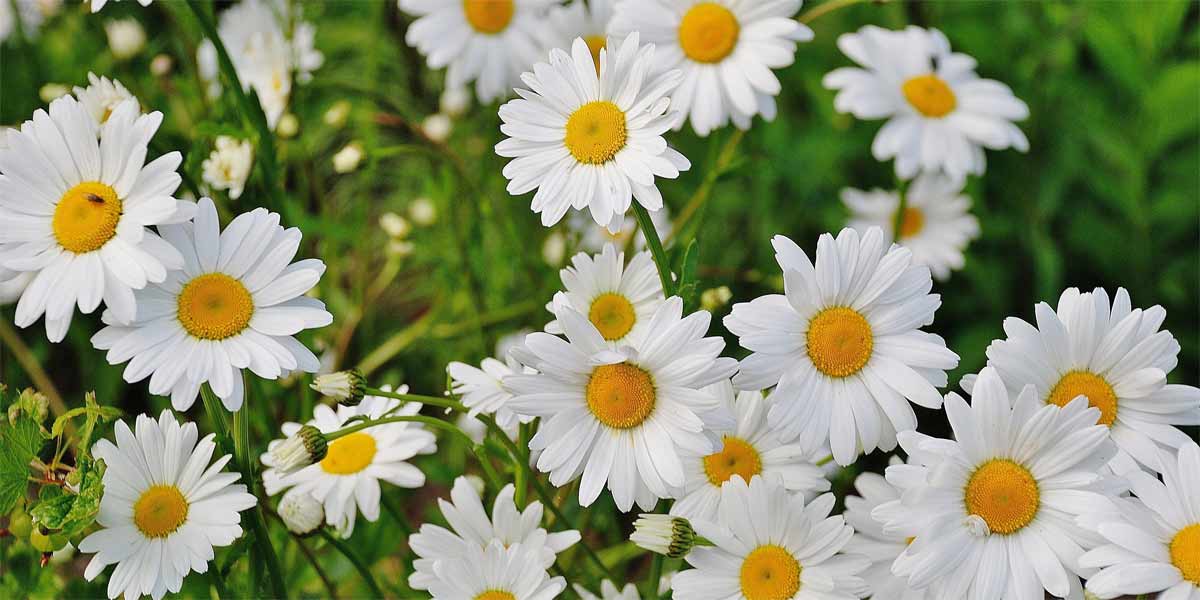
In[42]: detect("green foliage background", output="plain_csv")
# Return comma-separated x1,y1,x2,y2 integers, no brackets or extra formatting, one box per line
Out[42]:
0,0,1196,598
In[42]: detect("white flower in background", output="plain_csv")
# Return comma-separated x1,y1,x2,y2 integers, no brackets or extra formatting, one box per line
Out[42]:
1078,440,1200,600
575,579,640,600
610,0,813,137
426,540,567,600
200,136,253,200
879,367,1117,599
439,86,471,117
545,243,664,347
379,212,411,238
105,18,145,60
73,72,137,125
91,198,332,411
0,96,193,342
843,172,980,281
671,381,830,523
455,410,517,444
824,25,1029,181
322,100,351,127
276,113,299,137
332,142,364,173
88,0,151,13
969,287,1200,471
409,196,436,226
0,0,49,42
448,355,533,430
150,54,173,77
495,32,690,228
672,475,869,600
78,411,257,600
399,0,555,104
38,82,70,102
0,267,32,305
507,297,737,511
568,203,672,254
544,0,614,69
421,113,452,143
409,476,580,591
843,457,927,600
276,489,324,535
262,386,437,537
724,227,959,465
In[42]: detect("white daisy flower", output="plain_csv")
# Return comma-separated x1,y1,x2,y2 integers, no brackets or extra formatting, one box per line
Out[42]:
843,457,926,600
879,367,1117,599
568,201,672,254
575,579,640,600
1078,440,1200,600
262,385,437,537
409,475,580,591
671,475,869,600
0,0,47,42
610,0,813,137
823,25,1029,181
78,410,257,600
544,0,615,70
448,354,534,430
842,172,980,281
73,72,137,125
88,0,151,13
90,198,332,411
507,296,738,511
426,539,567,600
723,227,959,465
0,96,193,342
670,381,830,523
399,0,554,104
0,266,33,305
495,32,690,228
200,136,253,200
545,243,664,347
970,287,1200,470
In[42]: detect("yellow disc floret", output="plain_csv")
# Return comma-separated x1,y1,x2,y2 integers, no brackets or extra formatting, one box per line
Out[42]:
588,293,637,341
320,432,378,475
964,459,1039,535
678,2,740,64
586,363,655,429
703,436,763,486
52,182,122,254
806,307,874,378
585,34,607,75
902,74,957,118
133,485,189,538
739,544,801,600
1171,524,1200,585
1047,371,1118,427
565,101,627,165
474,592,516,600
897,206,925,239
177,273,255,341
462,0,513,34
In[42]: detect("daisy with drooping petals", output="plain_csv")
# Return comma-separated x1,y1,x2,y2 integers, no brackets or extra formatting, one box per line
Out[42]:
78,411,257,600
843,457,926,600
842,172,980,281
575,579,640,600
1078,440,1200,600
880,367,1117,599
91,198,331,411
971,287,1200,471
824,25,1029,181
495,32,690,229
671,475,869,600
399,0,555,104
670,381,829,523
409,475,580,591
448,354,534,430
427,540,567,600
507,297,737,511
544,0,614,69
724,227,959,465
610,0,813,137
0,96,194,342
262,385,436,537
545,243,664,347
73,72,137,125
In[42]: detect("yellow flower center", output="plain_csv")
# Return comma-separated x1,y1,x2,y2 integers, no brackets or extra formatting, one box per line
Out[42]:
703,436,763,486
588,293,637,341
806,307,873,378
474,592,516,600
897,206,924,239
585,34,607,75
564,101,627,165
678,2,740,64
320,432,378,475
964,459,1039,535
462,0,513,34
586,363,655,429
52,182,122,254
1046,371,1118,427
1170,524,1200,585
739,545,801,600
133,485,189,538
902,74,957,118
177,273,255,340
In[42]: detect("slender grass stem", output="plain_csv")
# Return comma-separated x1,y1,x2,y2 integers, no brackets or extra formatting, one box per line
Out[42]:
317,528,385,599
632,203,676,296
327,415,475,448
644,554,663,599
362,387,466,412
799,0,870,24
0,318,69,430
892,185,909,236
290,532,337,599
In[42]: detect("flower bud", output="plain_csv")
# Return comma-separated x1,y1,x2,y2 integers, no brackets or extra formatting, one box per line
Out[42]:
277,490,324,535
631,514,695,558
311,369,366,405
269,425,327,473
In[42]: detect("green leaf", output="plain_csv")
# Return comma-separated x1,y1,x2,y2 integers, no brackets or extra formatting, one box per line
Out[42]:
51,392,121,458
0,415,46,514
29,458,105,539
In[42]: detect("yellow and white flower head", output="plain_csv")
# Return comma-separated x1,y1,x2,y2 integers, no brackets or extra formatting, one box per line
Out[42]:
409,475,580,591
1078,440,1200,600
969,287,1200,471
200,136,253,200
495,32,690,229
88,0,151,13
0,95,194,342
824,25,1029,181
575,579,640,600
73,73,138,125
671,475,869,600
670,381,830,523
91,198,330,411
842,172,980,282
78,410,257,600
426,540,567,600
448,354,535,430
507,296,738,511
545,243,664,348
843,457,927,600
723,227,959,466
399,0,555,104
545,0,615,66
878,367,1118,599
569,202,672,254
262,385,437,537
610,0,814,137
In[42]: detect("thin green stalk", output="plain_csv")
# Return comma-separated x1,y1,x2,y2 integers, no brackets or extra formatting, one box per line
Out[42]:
815,453,835,467
644,554,663,599
362,387,466,412
514,422,530,505
326,415,476,447
892,186,910,237
290,532,337,599
799,0,870,24
0,317,69,427
632,203,676,296
669,129,746,244
317,528,385,599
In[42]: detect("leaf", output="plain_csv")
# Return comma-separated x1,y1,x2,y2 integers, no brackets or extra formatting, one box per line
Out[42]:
29,458,105,539
51,392,121,458
0,415,45,514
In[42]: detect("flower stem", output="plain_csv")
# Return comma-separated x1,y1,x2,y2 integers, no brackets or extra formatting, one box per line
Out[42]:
363,386,467,412
632,203,675,296
892,185,909,237
644,554,663,599
317,528,385,599
799,0,870,24
326,415,475,448
669,129,745,245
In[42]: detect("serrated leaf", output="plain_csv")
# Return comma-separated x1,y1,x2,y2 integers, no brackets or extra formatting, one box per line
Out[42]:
29,458,105,538
0,416,45,514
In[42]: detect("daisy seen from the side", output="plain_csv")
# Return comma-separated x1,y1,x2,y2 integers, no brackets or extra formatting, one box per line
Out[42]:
73,72,136,125
843,456,926,600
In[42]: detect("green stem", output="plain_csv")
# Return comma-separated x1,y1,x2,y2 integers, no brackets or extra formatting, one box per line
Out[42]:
514,422,529,505
326,415,475,448
799,0,870,24
892,185,909,238
362,387,466,412
644,554,663,599
0,317,69,429
815,453,835,467
317,528,385,599
632,203,675,296
669,129,745,245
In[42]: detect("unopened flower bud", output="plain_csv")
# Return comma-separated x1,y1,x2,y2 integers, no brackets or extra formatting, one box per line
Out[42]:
631,514,695,558
332,142,364,174
277,114,299,138
278,490,324,535
311,369,366,405
269,425,327,473
421,113,452,143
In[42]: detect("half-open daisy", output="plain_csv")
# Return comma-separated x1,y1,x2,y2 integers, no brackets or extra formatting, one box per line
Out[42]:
507,296,737,511
409,475,580,591
426,539,567,600
73,73,137,125
842,172,979,281
824,25,1029,181
495,32,690,228
0,95,193,342
724,227,959,465
843,457,926,600
78,410,257,600
545,243,664,347
880,367,1116,599
91,198,332,411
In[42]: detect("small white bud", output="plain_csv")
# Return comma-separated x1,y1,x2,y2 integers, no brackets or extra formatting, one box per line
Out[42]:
278,491,324,535
700,286,733,311
379,212,411,238
277,114,299,138
421,113,453,143
268,425,327,473
150,54,173,77
39,83,70,103
408,197,436,226
332,142,364,174
323,100,351,127
105,19,145,61
311,369,367,405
